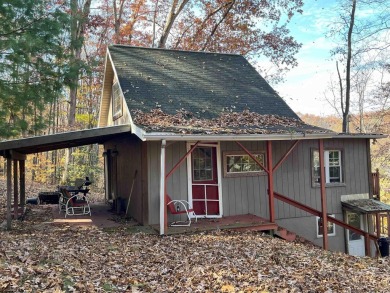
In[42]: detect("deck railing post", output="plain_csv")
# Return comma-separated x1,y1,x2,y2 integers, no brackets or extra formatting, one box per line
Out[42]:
376,213,381,238
364,232,370,257
266,141,275,223
318,139,329,251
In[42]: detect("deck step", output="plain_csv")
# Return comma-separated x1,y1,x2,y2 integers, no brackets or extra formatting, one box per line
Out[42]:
275,227,296,242
228,222,278,232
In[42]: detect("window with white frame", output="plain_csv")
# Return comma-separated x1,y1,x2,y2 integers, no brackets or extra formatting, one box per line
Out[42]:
312,150,343,184
223,151,265,177
316,214,336,237
112,81,123,120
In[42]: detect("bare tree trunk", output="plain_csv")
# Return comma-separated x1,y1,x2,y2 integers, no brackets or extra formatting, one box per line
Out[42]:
158,0,189,48
68,0,91,128
64,0,91,183
336,61,344,115
152,0,159,47
343,0,356,133
113,0,125,43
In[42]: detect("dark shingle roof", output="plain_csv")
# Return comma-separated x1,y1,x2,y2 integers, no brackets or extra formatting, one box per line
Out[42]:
109,45,300,120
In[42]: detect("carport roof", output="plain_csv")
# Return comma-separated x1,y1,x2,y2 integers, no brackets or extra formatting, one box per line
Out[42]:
0,125,131,156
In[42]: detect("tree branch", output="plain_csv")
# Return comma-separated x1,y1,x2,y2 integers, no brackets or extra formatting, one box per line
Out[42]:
201,0,235,51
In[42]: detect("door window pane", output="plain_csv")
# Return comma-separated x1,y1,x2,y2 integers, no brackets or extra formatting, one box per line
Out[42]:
192,147,213,181
348,213,362,241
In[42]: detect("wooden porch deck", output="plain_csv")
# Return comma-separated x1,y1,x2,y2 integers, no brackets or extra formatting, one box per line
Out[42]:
155,214,278,235
50,204,278,236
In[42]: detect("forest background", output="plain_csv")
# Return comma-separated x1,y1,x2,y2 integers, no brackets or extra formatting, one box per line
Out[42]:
1,0,389,201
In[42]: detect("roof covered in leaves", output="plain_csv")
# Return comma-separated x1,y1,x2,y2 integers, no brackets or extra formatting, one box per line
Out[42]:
108,45,333,137
342,199,390,213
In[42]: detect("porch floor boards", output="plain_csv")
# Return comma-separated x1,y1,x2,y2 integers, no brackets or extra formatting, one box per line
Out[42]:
158,214,278,235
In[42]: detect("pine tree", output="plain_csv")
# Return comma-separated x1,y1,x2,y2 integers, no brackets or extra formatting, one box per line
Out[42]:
0,0,69,138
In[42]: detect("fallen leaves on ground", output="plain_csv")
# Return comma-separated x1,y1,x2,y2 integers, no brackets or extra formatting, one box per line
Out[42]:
1,202,390,292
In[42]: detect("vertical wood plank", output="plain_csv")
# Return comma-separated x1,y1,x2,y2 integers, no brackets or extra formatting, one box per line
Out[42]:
13,160,18,219
19,160,25,211
141,142,149,225
6,157,12,230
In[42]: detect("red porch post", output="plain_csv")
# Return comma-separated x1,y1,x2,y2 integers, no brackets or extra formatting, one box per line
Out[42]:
318,139,328,251
266,141,275,223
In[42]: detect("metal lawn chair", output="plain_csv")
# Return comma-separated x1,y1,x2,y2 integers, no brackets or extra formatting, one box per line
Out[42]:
59,188,91,217
166,194,197,226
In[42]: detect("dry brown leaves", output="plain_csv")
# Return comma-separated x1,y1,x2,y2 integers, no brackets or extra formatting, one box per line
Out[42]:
1,201,390,292
132,109,329,135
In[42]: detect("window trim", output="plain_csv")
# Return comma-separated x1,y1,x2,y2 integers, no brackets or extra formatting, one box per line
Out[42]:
311,148,345,187
223,151,266,178
316,214,336,238
112,81,123,120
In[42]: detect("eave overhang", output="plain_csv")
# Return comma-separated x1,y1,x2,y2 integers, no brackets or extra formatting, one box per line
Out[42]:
342,199,390,214
0,125,131,156
130,123,387,142
130,123,334,141
336,133,387,139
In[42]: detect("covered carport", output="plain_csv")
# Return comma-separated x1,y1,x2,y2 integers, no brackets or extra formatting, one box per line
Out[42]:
0,125,131,229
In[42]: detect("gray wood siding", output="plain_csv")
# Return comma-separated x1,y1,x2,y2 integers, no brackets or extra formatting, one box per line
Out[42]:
147,141,160,225
147,141,189,225
104,134,144,223
220,141,268,218
273,138,369,220
220,138,369,221
165,142,189,201
145,138,370,229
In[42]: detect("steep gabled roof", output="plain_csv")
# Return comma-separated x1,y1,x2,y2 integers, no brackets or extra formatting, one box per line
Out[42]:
103,45,336,139
109,45,299,120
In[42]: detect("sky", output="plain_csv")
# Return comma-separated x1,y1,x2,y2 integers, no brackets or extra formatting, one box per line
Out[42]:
273,0,341,117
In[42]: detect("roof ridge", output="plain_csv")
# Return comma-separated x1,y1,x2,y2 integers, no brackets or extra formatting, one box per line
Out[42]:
109,44,242,57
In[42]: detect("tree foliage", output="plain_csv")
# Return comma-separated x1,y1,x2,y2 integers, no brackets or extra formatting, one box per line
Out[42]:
0,0,69,137
1,0,305,185
92,0,303,82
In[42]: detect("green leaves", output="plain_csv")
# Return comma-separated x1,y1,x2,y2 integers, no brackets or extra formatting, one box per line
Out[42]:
0,0,69,138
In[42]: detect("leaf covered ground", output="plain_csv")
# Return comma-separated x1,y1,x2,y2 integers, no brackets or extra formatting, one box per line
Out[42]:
1,201,390,293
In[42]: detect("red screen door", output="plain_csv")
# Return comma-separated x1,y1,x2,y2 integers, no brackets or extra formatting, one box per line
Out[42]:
191,146,220,216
